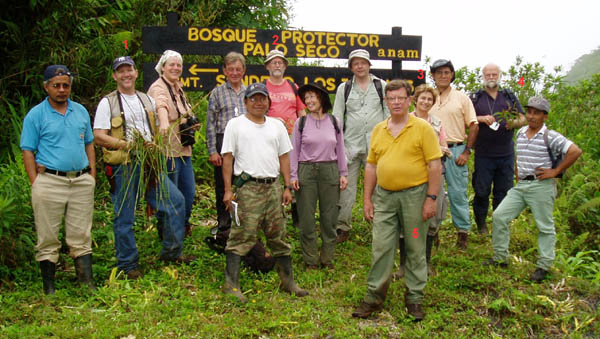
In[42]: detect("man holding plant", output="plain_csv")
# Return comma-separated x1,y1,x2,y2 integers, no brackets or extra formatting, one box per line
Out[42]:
470,63,526,235
94,56,193,281
21,65,97,294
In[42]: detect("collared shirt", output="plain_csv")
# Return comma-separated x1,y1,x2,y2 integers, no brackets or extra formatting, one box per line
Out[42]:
473,89,524,157
147,77,193,157
429,87,477,143
515,124,572,179
332,74,389,161
21,98,93,171
367,115,442,191
205,81,247,154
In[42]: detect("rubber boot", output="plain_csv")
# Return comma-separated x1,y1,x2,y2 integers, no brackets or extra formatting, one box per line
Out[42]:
40,260,56,295
393,239,407,280
291,203,299,228
223,252,248,303
74,254,97,291
457,231,468,250
475,214,489,235
275,256,308,297
426,235,436,277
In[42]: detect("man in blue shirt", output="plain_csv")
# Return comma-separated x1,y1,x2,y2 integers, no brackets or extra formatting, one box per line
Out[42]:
20,65,97,294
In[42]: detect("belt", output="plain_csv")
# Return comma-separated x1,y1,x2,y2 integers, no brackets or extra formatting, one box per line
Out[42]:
250,176,278,184
447,142,464,148
45,167,90,178
521,175,536,181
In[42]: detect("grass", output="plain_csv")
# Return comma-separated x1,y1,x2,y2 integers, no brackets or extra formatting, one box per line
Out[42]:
0,181,599,338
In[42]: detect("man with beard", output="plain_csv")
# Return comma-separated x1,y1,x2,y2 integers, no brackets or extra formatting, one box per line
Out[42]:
470,63,526,234
21,65,97,294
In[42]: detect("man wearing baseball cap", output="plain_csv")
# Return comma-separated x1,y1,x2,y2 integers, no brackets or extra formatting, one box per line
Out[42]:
429,59,478,250
94,56,193,280
220,82,308,302
21,65,97,294
332,49,389,243
484,96,582,283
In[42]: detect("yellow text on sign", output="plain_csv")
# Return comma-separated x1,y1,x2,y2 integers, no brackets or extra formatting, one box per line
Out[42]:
188,28,257,43
280,31,380,47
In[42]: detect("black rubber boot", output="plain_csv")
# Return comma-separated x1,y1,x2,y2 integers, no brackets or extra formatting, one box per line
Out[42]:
291,203,299,228
393,239,407,280
426,235,436,276
475,214,489,235
275,256,308,297
40,260,56,295
223,252,248,302
74,254,97,291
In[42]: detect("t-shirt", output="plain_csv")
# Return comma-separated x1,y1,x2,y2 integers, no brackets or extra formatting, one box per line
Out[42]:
265,79,305,134
367,115,442,191
289,115,348,181
429,88,478,143
20,98,93,171
93,93,156,142
473,90,524,157
221,115,292,178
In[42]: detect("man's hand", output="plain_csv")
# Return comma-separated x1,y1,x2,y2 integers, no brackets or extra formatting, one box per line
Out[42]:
291,180,300,191
282,188,292,206
535,167,559,180
340,176,348,191
208,153,222,167
478,115,496,126
363,198,374,222
456,151,470,166
223,190,233,212
422,198,436,221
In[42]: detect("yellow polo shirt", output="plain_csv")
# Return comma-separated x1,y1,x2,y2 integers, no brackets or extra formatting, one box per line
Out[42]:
367,115,442,191
429,88,477,143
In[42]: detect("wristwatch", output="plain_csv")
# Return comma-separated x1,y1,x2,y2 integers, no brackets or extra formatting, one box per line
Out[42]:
426,194,437,201
465,146,472,153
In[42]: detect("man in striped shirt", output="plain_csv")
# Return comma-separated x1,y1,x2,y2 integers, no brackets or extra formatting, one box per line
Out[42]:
206,52,248,238
484,97,582,282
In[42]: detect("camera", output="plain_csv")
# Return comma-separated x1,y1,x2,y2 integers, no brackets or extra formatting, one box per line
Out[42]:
179,116,200,147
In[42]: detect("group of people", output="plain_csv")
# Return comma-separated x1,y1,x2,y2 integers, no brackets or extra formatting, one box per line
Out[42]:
21,47,581,321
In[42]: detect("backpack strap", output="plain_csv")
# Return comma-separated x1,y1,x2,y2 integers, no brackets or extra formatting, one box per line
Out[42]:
543,128,556,167
501,88,519,111
470,89,484,105
372,78,384,113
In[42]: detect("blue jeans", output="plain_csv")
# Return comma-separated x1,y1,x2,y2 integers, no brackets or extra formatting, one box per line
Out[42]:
472,154,514,220
446,144,471,231
111,163,185,273
166,156,196,225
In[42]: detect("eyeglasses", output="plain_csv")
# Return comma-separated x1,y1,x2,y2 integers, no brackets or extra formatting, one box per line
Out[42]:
386,96,409,103
249,96,268,103
269,60,285,66
50,83,71,89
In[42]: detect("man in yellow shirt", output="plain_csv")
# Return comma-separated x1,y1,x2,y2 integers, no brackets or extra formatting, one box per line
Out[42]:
352,80,442,321
429,59,479,249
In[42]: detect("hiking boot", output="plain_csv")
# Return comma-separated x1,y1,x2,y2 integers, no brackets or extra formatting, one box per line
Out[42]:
482,258,508,268
40,260,56,295
126,269,144,280
351,301,382,318
531,268,549,283
406,303,425,321
457,231,468,250
74,254,97,291
426,235,436,277
162,254,197,265
184,223,192,238
305,264,319,270
475,215,489,235
336,229,350,244
321,262,334,270
223,252,248,303
393,239,407,280
275,256,308,297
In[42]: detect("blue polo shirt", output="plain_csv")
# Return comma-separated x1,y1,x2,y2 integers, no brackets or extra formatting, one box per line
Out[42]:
473,89,524,157
20,97,93,171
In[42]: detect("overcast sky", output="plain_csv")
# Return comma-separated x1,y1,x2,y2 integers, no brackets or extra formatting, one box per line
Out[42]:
289,0,599,76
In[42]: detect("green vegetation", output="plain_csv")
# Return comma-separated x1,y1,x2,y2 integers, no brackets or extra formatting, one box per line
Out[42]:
1,2,599,337
564,47,600,84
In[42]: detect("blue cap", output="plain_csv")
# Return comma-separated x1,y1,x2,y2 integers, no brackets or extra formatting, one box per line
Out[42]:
44,65,71,81
245,82,269,98
112,56,136,70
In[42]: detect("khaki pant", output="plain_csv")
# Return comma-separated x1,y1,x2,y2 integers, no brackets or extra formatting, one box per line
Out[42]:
336,153,367,232
31,172,95,263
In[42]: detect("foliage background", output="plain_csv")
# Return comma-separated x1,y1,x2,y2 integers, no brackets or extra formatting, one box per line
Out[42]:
0,1,599,337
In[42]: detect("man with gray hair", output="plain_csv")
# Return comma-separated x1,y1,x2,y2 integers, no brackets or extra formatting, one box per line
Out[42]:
484,97,582,283
332,49,389,243
470,63,526,234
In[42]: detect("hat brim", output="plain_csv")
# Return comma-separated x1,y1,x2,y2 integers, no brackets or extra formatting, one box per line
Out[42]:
265,55,288,65
245,90,269,98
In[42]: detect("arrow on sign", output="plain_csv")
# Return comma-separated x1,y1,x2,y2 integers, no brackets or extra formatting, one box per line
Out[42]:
189,64,219,75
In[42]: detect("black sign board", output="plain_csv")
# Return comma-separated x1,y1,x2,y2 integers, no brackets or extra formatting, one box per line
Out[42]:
143,63,425,93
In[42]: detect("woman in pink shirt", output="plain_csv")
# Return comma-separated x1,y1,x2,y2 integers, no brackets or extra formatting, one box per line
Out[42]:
396,84,450,279
290,83,348,270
